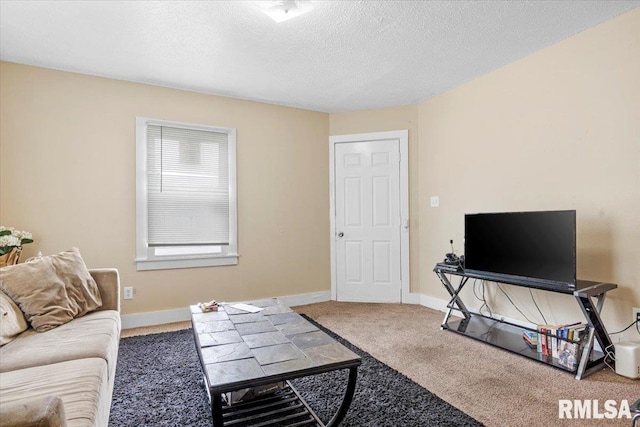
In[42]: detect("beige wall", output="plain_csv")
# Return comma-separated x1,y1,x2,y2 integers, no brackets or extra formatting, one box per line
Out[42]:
329,105,421,294
0,63,330,315
417,8,639,334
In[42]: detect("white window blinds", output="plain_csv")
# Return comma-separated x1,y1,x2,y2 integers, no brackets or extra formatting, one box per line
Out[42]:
146,124,230,247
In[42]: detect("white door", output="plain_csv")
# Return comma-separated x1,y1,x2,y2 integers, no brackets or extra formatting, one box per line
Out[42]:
334,139,401,302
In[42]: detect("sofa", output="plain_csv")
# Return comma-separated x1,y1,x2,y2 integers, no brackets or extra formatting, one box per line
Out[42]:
0,251,121,427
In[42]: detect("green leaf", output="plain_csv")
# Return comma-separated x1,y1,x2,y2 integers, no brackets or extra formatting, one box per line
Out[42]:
21,238,34,245
0,230,11,237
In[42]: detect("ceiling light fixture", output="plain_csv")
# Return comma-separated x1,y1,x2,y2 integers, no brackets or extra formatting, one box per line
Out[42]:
252,1,314,23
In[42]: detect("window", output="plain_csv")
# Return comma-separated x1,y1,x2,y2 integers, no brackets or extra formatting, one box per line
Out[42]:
135,117,237,270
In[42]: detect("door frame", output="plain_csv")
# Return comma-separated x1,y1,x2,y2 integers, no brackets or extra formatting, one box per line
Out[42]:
329,130,410,302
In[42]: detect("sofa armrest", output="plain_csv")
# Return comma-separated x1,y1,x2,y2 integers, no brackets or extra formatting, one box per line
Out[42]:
89,268,121,312
0,396,68,427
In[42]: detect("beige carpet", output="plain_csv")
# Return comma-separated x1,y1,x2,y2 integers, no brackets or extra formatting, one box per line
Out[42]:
121,301,638,426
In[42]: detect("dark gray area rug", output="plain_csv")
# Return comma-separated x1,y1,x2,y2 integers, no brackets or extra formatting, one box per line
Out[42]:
110,316,483,426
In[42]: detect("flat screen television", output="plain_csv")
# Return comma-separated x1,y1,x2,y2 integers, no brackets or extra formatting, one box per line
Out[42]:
464,210,576,291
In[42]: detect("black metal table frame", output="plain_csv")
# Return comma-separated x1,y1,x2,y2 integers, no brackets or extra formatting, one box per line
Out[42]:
434,266,617,380
204,365,359,427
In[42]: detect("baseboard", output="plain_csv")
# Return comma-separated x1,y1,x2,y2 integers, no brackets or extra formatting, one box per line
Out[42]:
120,290,331,330
418,294,449,312
280,291,331,308
121,289,550,336
401,292,422,305
121,307,191,329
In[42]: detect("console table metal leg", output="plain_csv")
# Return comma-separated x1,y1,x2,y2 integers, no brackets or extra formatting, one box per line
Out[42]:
211,393,223,427
574,292,612,380
326,367,359,427
575,327,596,380
435,271,471,327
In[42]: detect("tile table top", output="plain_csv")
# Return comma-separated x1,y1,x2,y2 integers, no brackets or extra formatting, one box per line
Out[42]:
190,299,361,394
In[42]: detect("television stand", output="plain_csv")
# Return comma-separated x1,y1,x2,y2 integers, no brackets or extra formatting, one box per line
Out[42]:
433,264,617,380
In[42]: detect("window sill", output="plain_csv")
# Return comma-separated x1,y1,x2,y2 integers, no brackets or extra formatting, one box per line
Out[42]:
136,254,238,271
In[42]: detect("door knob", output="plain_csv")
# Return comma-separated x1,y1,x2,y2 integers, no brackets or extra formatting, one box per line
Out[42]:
337,232,344,238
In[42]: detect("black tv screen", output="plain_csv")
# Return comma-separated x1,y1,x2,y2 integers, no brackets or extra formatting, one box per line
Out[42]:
464,210,576,289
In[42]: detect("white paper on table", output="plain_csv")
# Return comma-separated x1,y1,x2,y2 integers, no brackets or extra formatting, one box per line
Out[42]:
230,303,264,313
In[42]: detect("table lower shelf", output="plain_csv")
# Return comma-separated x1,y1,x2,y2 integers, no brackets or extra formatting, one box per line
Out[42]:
442,315,605,374
213,381,323,427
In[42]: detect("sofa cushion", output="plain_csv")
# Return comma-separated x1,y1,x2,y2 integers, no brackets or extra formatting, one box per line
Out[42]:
0,310,120,376
0,358,110,427
0,289,28,346
0,248,102,332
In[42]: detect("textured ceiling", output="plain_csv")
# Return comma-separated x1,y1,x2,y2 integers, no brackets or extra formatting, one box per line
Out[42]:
1,1,639,113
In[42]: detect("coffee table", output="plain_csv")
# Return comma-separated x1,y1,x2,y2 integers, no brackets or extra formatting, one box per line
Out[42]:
190,299,361,426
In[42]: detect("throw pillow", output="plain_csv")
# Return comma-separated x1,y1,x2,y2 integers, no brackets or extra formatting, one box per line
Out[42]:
0,248,102,332
0,289,28,345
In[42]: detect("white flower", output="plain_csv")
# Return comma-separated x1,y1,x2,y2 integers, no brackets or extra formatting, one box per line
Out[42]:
0,225,34,256
0,235,20,247
15,230,32,240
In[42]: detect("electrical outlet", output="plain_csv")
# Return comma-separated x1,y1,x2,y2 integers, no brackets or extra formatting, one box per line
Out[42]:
633,307,640,323
430,196,439,208
123,287,133,300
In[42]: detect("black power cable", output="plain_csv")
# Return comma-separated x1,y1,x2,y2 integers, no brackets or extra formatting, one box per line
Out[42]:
609,318,640,335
